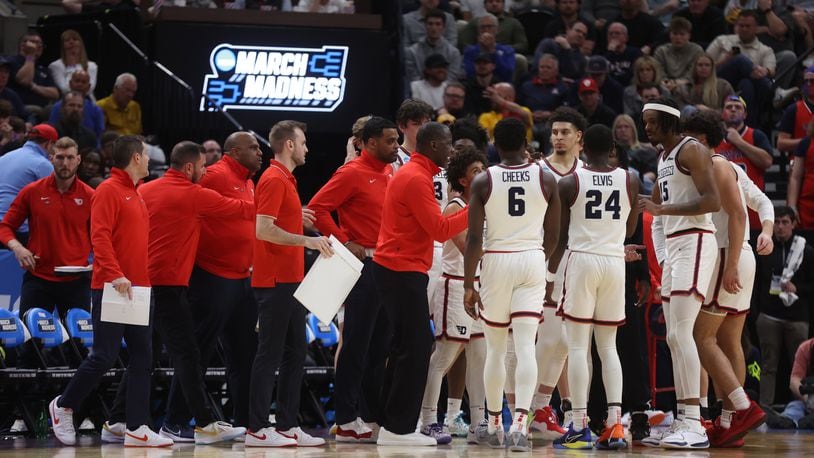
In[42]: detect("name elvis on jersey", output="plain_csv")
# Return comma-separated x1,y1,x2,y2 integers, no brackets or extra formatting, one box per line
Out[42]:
502,171,531,182
658,165,675,180
592,175,614,186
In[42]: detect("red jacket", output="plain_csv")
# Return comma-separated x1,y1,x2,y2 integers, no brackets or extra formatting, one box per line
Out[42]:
308,150,392,248
90,168,150,289
0,175,94,282
196,156,256,279
139,168,254,286
374,153,468,273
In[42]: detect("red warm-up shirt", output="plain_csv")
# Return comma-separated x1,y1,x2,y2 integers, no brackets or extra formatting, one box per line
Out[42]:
374,153,468,273
308,150,392,247
253,160,304,288
90,168,150,289
0,175,94,282
139,168,254,286
196,156,256,279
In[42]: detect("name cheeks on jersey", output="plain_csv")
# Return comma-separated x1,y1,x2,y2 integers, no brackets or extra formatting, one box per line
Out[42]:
502,170,531,182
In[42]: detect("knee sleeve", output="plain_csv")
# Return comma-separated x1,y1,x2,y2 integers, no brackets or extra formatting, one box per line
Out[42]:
666,296,702,400
511,319,539,411
565,321,592,409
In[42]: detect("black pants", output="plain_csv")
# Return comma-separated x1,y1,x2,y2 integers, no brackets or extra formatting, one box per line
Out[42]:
618,301,650,411
18,272,90,368
59,289,152,430
373,262,433,435
248,283,306,432
152,285,215,426
334,258,391,425
165,266,257,427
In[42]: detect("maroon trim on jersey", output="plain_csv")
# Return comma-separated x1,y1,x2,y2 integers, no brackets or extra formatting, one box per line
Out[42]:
511,311,542,320
661,296,671,303
702,248,726,309
542,156,579,177
484,169,493,204
625,169,633,208
674,143,693,175
483,249,544,254
441,278,451,339
480,315,511,328
496,163,535,169
562,313,593,324
666,228,714,239
569,172,580,208
593,317,627,326
443,273,479,281
559,251,573,314
538,163,549,202
543,300,559,308
470,332,485,339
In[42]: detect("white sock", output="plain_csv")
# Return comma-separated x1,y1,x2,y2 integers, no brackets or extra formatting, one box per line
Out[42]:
564,409,574,427
487,411,501,434
421,407,437,427
607,406,622,426
509,410,529,434
728,387,750,411
572,408,588,430
470,405,485,425
676,403,686,421
699,397,708,408
533,393,552,412
445,398,462,425
720,409,735,429
684,405,701,422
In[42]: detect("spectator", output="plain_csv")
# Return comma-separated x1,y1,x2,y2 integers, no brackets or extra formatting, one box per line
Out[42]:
293,0,354,12
463,14,517,82
437,81,468,119
518,54,570,136
766,337,814,429
79,149,104,185
48,29,98,98
603,22,642,87
53,91,98,151
534,20,590,81
0,124,58,242
789,121,814,229
202,139,222,166
707,10,776,127
754,206,814,406
7,31,60,119
0,57,29,120
99,131,120,173
405,8,463,82
777,67,814,155
613,113,657,193
576,55,624,115
344,115,371,164
477,82,533,141
458,0,487,20
715,94,773,229
647,0,681,25
614,0,665,54
544,0,599,45
0,116,26,156
623,55,665,116
48,70,105,140
673,53,735,114
97,73,142,135
459,0,529,55
581,0,621,32
463,53,501,116
654,17,705,89
403,0,458,48
674,0,729,49
411,54,450,110
575,77,617,127
0,101,16,153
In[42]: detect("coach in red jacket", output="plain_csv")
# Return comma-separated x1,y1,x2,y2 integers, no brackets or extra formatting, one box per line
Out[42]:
372,122,468,446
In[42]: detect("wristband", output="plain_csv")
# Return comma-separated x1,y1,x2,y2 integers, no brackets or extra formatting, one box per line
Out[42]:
546,271,557,282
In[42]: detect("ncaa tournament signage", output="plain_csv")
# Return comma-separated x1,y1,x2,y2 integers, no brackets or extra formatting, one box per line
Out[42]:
201,43,349,112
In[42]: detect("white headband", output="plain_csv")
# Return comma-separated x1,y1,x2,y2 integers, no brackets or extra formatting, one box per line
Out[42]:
643,103,681,118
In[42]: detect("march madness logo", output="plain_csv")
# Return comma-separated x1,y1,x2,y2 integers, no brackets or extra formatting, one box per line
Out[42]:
200,44,349,112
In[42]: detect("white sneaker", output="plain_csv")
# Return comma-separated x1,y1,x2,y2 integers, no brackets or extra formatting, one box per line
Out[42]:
376,426,436,446
124,425,173,447
9,418,28,433
641,419,680,448
660,421,709,449
244,427,297,447
278,427,326,446
447,411,469,437
194,421,246,445
101,421,126,443
49,396,76,446
335,418,375,443
363,420,381,442
78,418,96,431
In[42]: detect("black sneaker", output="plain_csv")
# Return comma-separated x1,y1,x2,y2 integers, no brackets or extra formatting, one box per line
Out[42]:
797,413,814,430
630,412,650,443
765,412,796,430
160,423,195,442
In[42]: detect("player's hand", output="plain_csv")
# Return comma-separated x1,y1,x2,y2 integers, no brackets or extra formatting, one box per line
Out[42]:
636,280,651,307
722,266,742,295
464,287,482,320
305,236,334,257
544,280,555,305
111,276,133,300
624,244,646,262
638,196,663,216
344,240,367,261
782,280,797,294
756,233,774,255
12,245,39,271
301,208,317,232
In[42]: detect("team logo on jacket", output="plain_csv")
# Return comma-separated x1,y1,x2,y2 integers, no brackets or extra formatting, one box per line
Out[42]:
201,44,349,113
74,198,84,206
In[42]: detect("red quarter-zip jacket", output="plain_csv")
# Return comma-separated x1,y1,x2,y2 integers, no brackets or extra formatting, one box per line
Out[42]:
139,168,254,286
0,174,94,282
374,153,468,273
308,150,392,247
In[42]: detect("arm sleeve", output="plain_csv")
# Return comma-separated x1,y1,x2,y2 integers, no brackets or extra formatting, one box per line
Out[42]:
403,175,469,243
795,136,811,158
195,186,254,220
652,215,667,265
0,186,31,244
90,190,124,280
308,167,355,243
256,176,287,219
740,173,774,223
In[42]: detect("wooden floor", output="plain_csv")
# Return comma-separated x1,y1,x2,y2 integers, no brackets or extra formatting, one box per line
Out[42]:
1,429,812,457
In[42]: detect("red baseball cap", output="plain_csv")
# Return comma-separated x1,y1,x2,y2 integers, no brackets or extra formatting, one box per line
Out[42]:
27,124,59,142
578,77,599,94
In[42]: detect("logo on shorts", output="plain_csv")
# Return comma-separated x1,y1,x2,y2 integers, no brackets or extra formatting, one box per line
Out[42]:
201,44,349,112
456,325,467,335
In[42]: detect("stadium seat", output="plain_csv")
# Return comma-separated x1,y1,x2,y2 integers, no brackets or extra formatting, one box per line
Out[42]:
0,309,37,435
307,314,338,347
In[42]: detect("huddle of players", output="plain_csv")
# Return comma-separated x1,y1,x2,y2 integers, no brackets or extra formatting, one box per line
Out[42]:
413,97,774,451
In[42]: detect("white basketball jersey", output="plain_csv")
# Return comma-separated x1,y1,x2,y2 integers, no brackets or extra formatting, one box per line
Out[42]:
441,197,471,276
710,156,750,249
483,163,549,252
568,167,632,257
539,156,584,182
656,136,715,236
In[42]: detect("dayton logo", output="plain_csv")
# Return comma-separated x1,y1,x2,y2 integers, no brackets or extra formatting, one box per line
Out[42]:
200,44,348,112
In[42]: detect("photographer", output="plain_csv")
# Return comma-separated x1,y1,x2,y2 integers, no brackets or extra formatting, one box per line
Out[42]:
769,338,814,429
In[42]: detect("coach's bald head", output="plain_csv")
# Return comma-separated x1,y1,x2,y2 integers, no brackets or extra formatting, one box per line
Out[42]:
416,122,453,168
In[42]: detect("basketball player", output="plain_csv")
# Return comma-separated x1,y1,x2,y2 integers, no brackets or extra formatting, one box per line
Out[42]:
420,146,488,443
682,111,773,447
531,107,587,437
549,125,639,450
464,118,561,452
639,98,721,449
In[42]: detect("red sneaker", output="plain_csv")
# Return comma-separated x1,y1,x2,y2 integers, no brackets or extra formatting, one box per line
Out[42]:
530,406,566,439
714,401,766,446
